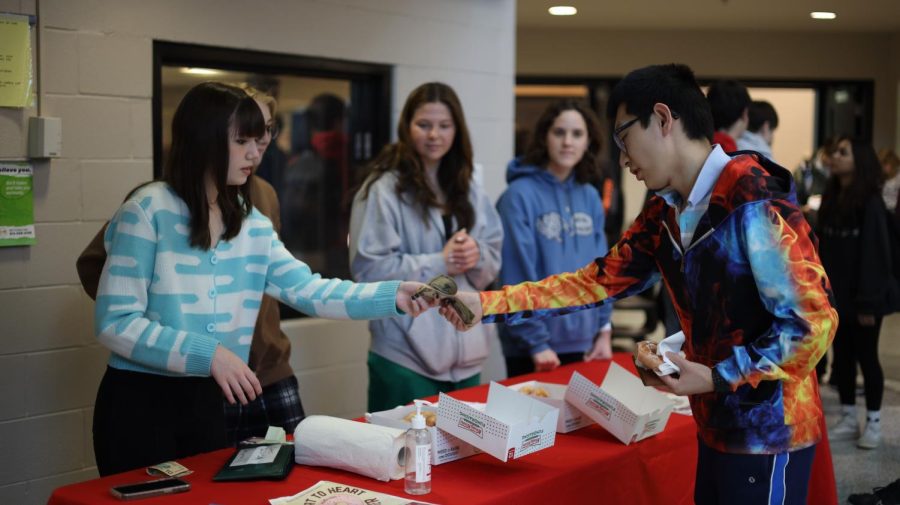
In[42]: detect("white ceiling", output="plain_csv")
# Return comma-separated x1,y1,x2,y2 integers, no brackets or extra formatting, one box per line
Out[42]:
517,0,900,32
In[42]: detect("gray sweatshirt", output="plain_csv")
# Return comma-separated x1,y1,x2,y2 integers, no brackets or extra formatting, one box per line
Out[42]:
349,171,503,382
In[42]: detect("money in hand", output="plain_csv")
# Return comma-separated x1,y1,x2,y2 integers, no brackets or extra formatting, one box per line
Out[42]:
411,275,477,327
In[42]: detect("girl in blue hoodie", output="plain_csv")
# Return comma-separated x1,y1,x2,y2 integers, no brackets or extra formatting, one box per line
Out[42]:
497,100,612,376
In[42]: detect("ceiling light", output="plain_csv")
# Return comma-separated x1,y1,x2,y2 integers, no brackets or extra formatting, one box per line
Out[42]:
810,11,837,20
181,67,221,76
548,6,577,16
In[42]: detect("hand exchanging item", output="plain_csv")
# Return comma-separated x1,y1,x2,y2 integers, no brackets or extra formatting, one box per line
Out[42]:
397,281,439,316
411,275,482,330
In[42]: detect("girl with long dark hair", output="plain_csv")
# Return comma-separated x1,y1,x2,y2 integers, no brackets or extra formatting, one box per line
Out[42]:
819,136,891,449
93,82,432,475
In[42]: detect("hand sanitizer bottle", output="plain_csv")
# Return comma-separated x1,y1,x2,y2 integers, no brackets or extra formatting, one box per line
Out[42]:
404,400,432,495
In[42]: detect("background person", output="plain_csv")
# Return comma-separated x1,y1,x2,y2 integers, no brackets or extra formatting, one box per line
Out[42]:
496,99,613,376
818,136,891,450
737,100,779,160
879,148,900,213
349,82,503,411
706,79,751,153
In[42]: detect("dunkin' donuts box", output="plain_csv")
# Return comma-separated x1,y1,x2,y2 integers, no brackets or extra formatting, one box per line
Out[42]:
564,362,674,445
366,403,481,465
436,382,558,462
507,380,593,433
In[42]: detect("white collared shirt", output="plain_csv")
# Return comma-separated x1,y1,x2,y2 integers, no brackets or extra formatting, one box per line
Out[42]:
657,145,732,248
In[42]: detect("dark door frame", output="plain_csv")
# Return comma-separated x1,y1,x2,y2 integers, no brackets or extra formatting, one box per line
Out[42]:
152,41,392,178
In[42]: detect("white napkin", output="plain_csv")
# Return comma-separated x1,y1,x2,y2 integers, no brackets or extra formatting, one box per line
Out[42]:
294,415,406,481
655,331,686,376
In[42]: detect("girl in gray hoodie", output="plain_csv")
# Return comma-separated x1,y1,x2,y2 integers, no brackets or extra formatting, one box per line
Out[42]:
349,82,503,411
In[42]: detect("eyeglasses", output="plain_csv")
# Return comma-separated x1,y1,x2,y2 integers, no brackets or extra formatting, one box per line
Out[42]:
613,117,639,152
613,112,680,153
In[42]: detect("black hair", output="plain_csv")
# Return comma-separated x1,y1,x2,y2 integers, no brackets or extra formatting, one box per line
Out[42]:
818,136,884,227
607,63,713,143
706,80,751,131
306,93,346,132
522,99,602,184
748,100,778,132
362,82,475,230
163,82,265,249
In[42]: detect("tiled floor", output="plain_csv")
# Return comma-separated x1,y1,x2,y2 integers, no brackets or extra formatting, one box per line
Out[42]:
825,312,900,503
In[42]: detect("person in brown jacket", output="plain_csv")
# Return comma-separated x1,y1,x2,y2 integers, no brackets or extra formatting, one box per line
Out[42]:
77,89,305,445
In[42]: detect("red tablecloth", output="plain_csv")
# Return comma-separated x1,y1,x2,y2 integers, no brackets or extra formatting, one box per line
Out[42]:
48,354,837,505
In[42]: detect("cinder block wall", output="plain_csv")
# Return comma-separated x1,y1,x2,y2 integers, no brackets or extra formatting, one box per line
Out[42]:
0,1,515,503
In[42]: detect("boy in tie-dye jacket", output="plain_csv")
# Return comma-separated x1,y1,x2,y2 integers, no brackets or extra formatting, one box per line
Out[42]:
442,65,837,505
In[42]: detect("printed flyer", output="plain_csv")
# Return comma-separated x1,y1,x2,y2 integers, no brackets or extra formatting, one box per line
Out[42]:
269,480,436,505
0,162,35,246
0,13,34,107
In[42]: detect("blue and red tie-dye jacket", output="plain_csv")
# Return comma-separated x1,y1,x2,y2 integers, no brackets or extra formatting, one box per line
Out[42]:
481,153,838,455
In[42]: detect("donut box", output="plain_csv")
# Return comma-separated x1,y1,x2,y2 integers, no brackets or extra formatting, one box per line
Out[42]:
366,404,481,465
564,362,675,445
507,380,594,433
437,382,559,462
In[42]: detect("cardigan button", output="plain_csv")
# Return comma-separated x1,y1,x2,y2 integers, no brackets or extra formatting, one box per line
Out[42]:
206,323,216,333
210,255,218,265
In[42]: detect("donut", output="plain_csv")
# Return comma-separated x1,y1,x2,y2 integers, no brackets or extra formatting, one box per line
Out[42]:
635,340,664,371
518,385,550,398
402,411,437,427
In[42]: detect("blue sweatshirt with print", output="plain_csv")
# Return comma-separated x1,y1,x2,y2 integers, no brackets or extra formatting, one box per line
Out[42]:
497,158,612,357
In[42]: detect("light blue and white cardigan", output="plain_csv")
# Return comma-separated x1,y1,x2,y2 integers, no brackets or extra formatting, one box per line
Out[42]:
96,182,401,377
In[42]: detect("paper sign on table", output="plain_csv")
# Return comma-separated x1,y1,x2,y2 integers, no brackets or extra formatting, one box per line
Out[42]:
269,480,437,505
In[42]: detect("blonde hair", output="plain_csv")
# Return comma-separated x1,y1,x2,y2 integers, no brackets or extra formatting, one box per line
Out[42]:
238,83,277,116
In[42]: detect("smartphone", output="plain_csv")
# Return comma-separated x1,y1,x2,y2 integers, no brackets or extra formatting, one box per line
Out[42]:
109,477,190,500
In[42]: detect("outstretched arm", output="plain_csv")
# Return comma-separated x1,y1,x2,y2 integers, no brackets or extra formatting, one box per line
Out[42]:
440,207,665,331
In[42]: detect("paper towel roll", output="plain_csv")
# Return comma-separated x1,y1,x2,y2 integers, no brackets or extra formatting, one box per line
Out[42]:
294,415,406,481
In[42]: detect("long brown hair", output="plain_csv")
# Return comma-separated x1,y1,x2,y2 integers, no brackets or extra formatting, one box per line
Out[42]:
361,82,475,230
522,99,603,184
164,82,264,249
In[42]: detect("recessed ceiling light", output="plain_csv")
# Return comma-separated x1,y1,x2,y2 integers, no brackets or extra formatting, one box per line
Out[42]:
810,11,837,20
548,6,577,16
181,67,221,76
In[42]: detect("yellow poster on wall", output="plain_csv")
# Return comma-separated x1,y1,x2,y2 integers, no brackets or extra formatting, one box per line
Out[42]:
0,13,33,108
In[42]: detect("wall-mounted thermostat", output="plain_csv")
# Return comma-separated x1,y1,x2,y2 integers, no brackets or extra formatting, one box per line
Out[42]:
28,116,62,158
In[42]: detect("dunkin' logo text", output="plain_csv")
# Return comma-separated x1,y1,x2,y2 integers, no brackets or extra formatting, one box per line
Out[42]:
586,393,614,420
457,413,484,438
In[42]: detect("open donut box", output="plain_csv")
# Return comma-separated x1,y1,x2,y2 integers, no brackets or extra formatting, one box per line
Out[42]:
564,362,675,445
506,380,594,433
437,382,559,462
366,403,481,465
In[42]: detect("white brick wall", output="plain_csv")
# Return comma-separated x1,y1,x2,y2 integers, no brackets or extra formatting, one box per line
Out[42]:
0,1,515,503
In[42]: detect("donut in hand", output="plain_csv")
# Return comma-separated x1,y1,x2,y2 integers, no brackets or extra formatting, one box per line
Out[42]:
635,340,664,372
